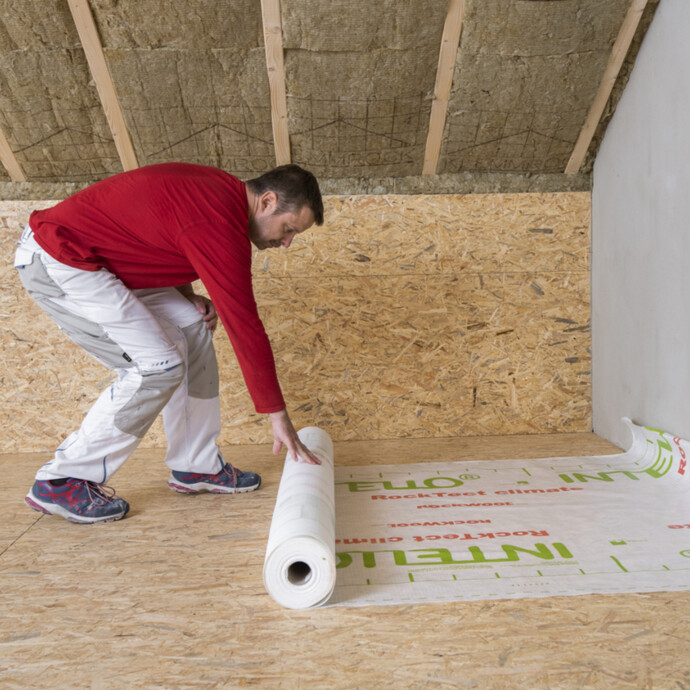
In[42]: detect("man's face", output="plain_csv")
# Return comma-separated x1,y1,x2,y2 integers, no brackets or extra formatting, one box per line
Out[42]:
249,191,315,250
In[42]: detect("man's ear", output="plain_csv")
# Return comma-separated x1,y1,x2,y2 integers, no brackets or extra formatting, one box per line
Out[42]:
260,190,278,214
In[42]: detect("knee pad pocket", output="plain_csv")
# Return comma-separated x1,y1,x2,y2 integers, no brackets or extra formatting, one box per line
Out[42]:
114,364,186,438
182,322,219,399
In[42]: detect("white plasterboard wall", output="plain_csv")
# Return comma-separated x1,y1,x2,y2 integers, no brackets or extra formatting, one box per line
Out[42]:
592,0,690,447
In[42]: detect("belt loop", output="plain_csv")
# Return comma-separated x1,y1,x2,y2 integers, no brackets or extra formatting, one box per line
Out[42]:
20,223,34,243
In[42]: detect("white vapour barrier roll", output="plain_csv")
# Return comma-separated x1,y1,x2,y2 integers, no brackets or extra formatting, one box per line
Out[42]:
263,427,336,609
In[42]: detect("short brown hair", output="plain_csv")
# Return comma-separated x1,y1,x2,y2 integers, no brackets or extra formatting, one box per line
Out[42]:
246,165,324,226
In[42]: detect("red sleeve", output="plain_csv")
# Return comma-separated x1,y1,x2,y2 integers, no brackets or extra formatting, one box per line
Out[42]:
177,223,285,414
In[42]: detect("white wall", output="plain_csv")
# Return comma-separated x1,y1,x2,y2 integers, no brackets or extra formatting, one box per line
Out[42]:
592,0,690,447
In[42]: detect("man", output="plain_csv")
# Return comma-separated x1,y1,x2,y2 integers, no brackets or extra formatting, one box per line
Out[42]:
14,162,323,524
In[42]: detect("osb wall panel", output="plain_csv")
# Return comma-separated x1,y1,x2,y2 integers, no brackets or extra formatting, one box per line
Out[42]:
0,192,590,453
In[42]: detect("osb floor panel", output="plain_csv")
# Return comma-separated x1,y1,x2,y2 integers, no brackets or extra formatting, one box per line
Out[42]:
2,433,689,689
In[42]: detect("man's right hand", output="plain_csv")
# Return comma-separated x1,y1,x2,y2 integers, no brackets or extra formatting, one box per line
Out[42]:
268,409,322,465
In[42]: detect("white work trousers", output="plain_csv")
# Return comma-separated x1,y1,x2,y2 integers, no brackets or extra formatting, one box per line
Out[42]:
15,226,225,483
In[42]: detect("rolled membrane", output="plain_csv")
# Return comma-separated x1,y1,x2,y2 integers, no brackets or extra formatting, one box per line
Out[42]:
263,427,336,609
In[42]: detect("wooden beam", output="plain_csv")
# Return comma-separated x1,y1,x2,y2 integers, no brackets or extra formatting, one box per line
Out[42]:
565,0,649,174
0,125,26,181
423,0,465,175
67,0,138,171
261,0,291,166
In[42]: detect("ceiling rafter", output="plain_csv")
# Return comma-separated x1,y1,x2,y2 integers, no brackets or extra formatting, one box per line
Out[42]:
67,0,138,172
423,0,465,176
0,125,26,181
261,0,291,167
565,0,649,174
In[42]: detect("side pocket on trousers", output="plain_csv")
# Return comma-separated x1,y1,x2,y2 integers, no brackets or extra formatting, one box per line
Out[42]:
17,254,66,299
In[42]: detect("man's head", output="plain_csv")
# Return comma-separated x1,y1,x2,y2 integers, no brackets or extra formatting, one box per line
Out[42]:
246,165,324,250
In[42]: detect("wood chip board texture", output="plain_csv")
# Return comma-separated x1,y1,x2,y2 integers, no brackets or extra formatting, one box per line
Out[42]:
0,192,591,453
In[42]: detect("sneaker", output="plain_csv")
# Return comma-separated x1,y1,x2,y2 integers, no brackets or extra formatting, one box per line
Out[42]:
167,462,261,494
25,478,130,524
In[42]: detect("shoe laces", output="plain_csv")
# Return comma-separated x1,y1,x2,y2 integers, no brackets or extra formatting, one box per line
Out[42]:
220,463,238,487
83,480,118,505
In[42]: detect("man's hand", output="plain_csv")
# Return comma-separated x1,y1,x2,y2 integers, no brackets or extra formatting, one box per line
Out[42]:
187,294,218,333
269,409,322,465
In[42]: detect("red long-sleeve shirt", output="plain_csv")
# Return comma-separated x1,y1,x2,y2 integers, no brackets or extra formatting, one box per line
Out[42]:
29,162,285,414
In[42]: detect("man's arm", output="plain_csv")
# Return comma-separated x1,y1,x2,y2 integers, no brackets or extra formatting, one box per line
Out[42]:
175,285,318,464
176,228,321,463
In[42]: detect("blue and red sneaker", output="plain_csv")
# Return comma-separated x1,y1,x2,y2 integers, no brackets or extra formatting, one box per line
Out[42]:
25,478,130,524
167,462,261,494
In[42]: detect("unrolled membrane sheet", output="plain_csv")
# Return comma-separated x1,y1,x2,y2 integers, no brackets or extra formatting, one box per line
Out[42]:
328,419,690,607
263,427,336,609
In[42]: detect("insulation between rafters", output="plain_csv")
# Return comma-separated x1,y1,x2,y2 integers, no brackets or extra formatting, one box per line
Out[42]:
566,0,649,174
67,0,138,172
